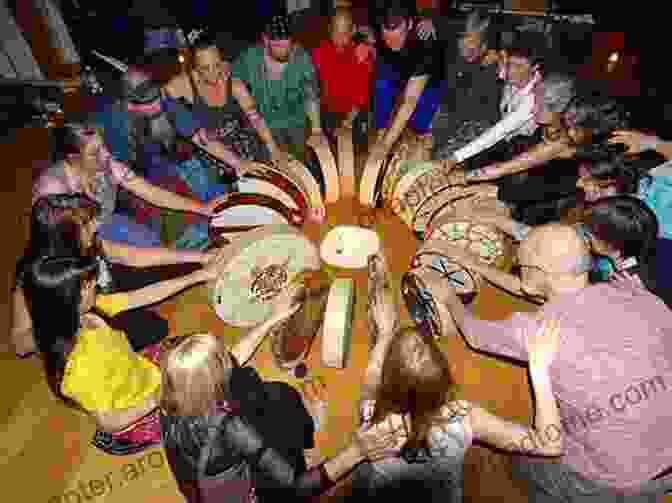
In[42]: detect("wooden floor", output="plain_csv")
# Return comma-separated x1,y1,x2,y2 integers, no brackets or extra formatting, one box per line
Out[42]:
1,10,667,503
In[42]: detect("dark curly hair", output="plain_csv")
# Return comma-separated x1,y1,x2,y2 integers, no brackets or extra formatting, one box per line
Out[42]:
580,154,649,196
564,93,631,143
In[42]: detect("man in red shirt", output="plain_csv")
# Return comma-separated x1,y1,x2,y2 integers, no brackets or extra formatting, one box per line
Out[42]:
311,8,374,145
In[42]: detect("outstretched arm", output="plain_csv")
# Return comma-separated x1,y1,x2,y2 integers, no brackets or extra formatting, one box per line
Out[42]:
466,140,576,182
102,240,208,268
378,75,430,150
467,319,562,456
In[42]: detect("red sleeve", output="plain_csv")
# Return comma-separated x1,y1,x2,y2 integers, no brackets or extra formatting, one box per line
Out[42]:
352,60,373,110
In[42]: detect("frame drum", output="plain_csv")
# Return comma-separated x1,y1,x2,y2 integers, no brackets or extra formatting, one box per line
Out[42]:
402,266,461,339
307,134,340,203
209,225,321,328
208,193,304,242
336,127,356,198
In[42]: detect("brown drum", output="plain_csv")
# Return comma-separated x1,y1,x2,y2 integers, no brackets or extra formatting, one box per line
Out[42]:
269,270,332,370
416,184,505,239
336,127,356,198
401,266,461,340
403,219,513,336
237,162,309,214
208,193,304,242
307,135,340,203
209,225,321,328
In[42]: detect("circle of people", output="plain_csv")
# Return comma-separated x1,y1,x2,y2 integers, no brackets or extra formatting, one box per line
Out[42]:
11,3,672,502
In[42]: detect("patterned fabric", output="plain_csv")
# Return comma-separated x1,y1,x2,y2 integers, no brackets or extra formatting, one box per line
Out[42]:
432,119,493,161
92,342,163,455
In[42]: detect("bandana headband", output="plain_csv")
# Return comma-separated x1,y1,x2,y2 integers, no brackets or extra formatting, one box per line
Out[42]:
265,15,291,40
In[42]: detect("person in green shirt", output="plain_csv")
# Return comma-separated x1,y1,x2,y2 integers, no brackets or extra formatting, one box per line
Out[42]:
232,15,328,191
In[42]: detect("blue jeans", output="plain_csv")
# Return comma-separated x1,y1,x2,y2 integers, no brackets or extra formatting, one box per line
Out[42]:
373,62,443,135
511,457,672,502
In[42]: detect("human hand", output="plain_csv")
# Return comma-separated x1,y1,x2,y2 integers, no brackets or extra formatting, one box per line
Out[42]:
608,130,659,155
355,413,408,461
200,194,231,217
368,141,391,165
526,318,561,369
309,129,329,147
268,146,291,169
610,269,646,292
368,254,399,338
416,18,437,41
307,206,326,223
192,128,210,147
269,280,304,321
200,247,230,281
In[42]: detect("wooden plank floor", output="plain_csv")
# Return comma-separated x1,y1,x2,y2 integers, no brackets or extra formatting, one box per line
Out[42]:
1,11,665,503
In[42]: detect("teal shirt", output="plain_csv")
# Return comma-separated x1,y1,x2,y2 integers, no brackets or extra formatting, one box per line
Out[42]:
232,45,319,131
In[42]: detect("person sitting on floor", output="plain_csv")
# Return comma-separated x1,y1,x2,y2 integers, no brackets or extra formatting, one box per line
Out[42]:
350,253,562,502
163,31,282,166
231,14,329,198
159,276,407,503
436,223,672,501
367,1,445,165
22,243,228,455
11,193,223,359
422,10,504,161
434,34,547,165
311,7,375,146
32,121,227,249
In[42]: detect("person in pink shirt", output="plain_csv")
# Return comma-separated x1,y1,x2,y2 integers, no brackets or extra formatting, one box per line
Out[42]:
430,223,672,501
311,7,375,145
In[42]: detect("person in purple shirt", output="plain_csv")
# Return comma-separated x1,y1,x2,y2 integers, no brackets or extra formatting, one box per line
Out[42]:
432,223,672,501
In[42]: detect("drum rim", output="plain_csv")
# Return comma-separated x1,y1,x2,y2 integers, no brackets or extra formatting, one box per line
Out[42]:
392,161,439,223
209,193,304,238
307,133,340,203
412,184,482,234
211,225,320,327
239,163,310,212
401,270,443,339
412,250,480,294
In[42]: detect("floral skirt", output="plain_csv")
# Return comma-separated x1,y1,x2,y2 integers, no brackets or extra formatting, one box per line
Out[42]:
91,343,162,456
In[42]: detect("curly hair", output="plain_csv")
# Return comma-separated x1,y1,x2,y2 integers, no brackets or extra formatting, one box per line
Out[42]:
564,93,631,141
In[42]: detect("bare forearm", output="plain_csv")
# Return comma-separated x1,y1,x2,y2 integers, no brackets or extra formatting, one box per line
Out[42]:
103,241,205,268
381,101,415,149
131,181,202,215
231,316,282,365
655,140,672,160
306,99,322,132
125,270,207,310
528,363,562,454
469,262,523,296
362,334,396,400
467,142,572,182
322,444,365,482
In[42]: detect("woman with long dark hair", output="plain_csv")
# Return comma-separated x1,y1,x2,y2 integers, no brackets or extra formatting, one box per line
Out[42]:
22,247,227,455
581,196,671,307
11,193,222,358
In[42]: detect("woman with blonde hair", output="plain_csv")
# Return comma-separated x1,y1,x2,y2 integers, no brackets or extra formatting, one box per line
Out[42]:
351,254,563,501
160,277,407,503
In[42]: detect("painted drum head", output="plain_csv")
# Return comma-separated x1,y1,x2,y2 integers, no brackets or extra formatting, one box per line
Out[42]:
321,225,381,269
210,226,321,327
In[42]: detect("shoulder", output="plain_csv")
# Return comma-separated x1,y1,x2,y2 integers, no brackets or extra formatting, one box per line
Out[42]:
164,73,191,99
